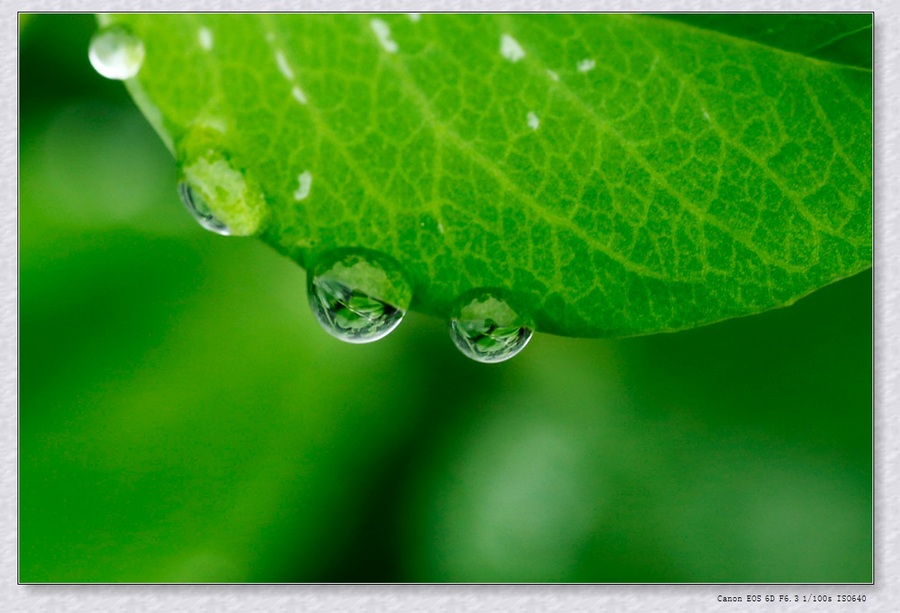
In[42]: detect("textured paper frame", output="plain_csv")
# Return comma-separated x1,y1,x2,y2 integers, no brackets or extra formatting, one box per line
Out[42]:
5,1,895,611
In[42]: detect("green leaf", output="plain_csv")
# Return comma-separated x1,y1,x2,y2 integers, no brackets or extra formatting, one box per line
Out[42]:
101,13,872,338
657,13,873,69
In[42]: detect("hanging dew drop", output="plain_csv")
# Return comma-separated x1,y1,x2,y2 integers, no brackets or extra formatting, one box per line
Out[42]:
175,129,269,237
88,26,145,80
177,181,231,235
449,290,533,363
308,250,413,344
311,278,403,342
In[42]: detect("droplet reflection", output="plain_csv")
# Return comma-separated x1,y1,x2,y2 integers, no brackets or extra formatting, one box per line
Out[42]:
174,137,268,237
177,181,231,236
449,290,533,363
308,250,413,344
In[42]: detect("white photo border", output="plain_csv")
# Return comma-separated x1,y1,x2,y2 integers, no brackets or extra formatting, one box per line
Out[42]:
5,1,894,611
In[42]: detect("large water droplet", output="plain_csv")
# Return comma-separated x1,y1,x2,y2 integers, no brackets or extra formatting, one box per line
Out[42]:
308,250,413,344
88,26,145,80
177,181,231,235
449,290,533,363
175,135,268,237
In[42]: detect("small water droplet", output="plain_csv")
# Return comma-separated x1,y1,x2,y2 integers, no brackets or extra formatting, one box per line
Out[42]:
308,250,413,344
449,290,533,363
177,181,231,235
89,25,145,80
577,58,596,73
175,135,268,236
500,33,525,63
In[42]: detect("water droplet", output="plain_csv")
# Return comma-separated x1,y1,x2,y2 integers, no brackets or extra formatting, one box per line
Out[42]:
577,58,596,73
449,290,533,363
175,135,268,236
89,26,145,80
500,33,525,63
177,181,230,235
308,250,413,344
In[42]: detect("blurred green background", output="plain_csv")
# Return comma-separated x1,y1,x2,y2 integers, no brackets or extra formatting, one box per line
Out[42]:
19,14,872,583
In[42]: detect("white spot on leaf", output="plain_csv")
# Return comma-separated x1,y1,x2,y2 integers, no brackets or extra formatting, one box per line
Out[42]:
275,49,294,81
500,34,525,62
198,27,213,51
293,171,313,201
292,85,308,105
577,58,596,73
546,70,559,81
407,13,421,22
527,111,540,130
371,18,398,53
702,108,710,121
